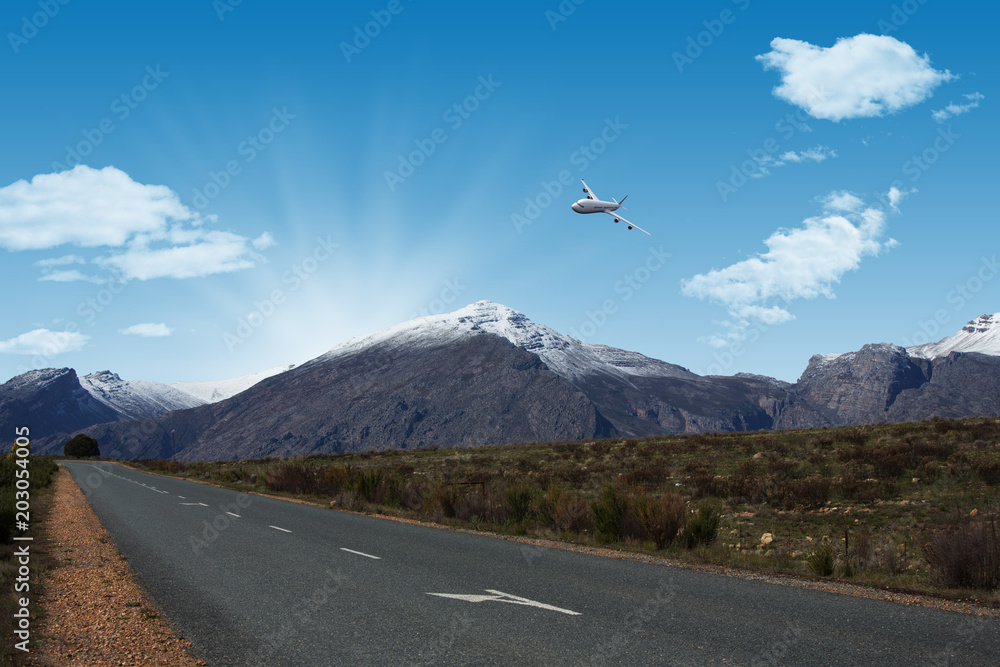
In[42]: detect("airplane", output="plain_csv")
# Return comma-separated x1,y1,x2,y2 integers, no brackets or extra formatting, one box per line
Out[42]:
571,179,651,235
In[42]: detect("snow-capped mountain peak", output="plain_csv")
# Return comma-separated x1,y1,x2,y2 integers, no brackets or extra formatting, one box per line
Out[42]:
76,364,299,421
321,300,693,382
907,313,1000,359
80,370,206,421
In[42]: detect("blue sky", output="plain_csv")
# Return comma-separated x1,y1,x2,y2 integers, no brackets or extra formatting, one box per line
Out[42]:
0,0,995,384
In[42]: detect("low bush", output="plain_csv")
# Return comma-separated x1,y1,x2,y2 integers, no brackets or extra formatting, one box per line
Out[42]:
264,463,312,494
808,545,835,576
974,460,1000,486
454,491,487,523
552,489,591,534
506,483,536,523
591,483,627,543
632,491,685,549
684,502,720,549
924,514,1000,589
779,477,830,510
851,528,874,569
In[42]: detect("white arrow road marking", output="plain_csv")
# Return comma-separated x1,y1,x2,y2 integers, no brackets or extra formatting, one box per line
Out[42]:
269,525,292,533
340,548,381,560
180,502,209,507
426,590,581,616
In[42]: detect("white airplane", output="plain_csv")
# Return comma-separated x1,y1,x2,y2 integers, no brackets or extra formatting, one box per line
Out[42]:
571,179,650,235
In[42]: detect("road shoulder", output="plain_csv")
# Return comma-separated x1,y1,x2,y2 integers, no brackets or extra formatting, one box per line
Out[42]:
29,466,205,666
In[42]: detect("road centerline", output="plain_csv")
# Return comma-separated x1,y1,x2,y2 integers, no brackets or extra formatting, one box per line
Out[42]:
340,547,381,560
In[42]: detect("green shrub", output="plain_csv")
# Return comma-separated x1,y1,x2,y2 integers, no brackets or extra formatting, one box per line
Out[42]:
808,545,835,576
591,483,627,543
685,502,720,549
356,469,383,502
422,482,456,519
63,433,100,458
506,482,536,523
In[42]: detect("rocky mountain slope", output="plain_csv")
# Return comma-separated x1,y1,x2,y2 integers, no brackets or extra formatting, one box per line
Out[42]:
1,365,295,452
13,304,1000,460
0,369,121,447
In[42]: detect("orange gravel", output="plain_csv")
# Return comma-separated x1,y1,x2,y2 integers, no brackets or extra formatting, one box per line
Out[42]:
29,467,205,666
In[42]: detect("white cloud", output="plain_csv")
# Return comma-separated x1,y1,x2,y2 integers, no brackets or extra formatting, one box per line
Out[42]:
0,165,196,251
97,229,266,280
34,254,86,268
681,190,899,344
0,329,89,355
931,92,984,122
756,34,955,121
38,269,105,284
252,232,276,250
119,323,174,337
0,165,273,281
887,186,915,209
822,190,865,213
779,146,836,164
754,145,837,177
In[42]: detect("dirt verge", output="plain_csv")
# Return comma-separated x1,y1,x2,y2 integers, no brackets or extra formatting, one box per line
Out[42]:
28,467,204,666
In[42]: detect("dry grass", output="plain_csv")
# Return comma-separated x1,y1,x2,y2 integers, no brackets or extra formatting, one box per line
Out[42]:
127,416,1000,604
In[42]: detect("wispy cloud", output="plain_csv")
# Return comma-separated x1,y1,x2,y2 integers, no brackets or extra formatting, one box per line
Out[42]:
0,165,273,281
757,34,954,121
0,329,89,355
681,189,905,345
38,269,106,284
119,323,174,337
34,254,86,268
752,145,837,178
931,92,984,123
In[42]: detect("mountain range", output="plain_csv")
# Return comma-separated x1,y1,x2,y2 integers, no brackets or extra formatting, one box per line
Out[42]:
6,302,1000,460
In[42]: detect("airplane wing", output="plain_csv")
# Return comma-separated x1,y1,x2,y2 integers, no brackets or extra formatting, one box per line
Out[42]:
580,179,598,201
603,210,651,236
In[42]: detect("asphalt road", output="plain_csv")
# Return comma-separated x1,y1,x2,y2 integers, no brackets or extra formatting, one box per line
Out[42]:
62,461,999,666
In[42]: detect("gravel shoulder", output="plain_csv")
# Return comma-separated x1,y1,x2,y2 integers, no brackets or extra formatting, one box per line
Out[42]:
28,466,204,666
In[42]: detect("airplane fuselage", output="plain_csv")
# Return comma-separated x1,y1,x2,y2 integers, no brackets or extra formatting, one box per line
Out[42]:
571,198,620,214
